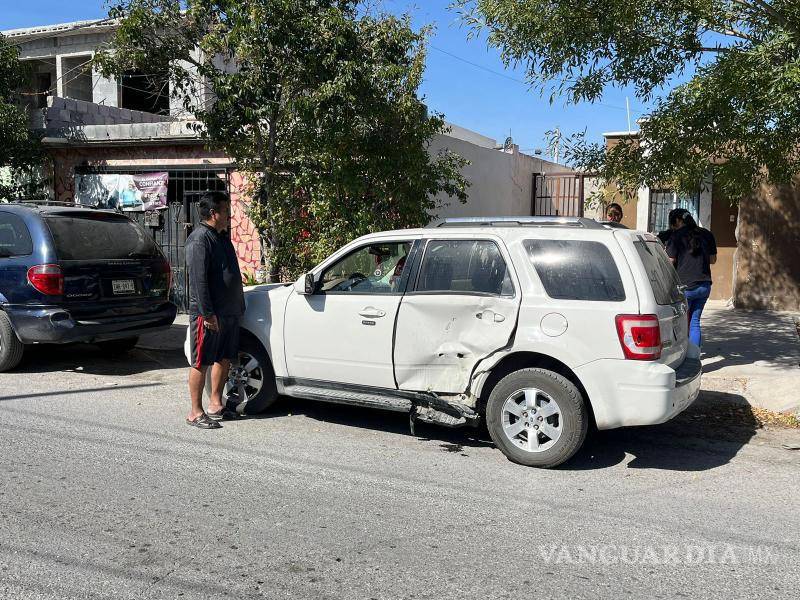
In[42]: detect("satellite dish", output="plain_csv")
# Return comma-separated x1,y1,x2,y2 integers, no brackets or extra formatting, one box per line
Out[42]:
503,136,514,151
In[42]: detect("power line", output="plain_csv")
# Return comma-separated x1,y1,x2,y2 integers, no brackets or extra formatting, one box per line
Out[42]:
428,44,648,115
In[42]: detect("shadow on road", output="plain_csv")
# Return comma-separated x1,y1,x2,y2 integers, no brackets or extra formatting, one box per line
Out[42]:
260,397,494,451
0,382,159,402
13,343,187,376
263,391,758,471
701,309,799,375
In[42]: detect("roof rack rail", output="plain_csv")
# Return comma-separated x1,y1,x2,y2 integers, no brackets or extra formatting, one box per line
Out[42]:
15,200,101,209
428,216,604,229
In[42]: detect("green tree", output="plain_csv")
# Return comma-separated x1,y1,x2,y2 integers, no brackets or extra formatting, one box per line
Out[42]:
0,34,43,200
459,0,800,201
98,0,468,280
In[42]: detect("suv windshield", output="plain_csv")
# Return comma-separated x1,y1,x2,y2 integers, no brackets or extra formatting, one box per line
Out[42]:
634,239,683,305
44,212,161,261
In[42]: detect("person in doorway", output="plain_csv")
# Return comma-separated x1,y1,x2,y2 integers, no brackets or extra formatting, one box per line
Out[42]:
185,191,245,429
605,203,624,223
665,209,717,347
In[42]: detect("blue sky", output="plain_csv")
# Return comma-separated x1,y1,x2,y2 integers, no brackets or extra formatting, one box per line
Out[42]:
2,0,654,158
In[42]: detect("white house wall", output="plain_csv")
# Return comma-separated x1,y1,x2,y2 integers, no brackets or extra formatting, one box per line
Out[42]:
427,133,569,219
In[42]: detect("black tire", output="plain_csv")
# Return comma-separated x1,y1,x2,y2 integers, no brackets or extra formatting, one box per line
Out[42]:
227,334,278,415
0,311,24,372
96,336,139,355
486,368,588,468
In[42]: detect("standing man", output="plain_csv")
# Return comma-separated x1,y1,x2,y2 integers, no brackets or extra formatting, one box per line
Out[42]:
185,191,245,429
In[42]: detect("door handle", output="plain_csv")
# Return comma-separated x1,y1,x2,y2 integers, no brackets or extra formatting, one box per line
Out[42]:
475,310,506,323
359,307,386,318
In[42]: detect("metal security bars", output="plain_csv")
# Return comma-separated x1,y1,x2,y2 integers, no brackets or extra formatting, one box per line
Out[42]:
532,173,585,217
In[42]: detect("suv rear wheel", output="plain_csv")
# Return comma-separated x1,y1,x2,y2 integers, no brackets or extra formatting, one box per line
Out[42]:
0,311,24,372
486,368,588,468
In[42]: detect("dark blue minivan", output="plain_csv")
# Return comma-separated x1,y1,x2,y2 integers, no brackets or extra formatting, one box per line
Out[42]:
0,202,177,371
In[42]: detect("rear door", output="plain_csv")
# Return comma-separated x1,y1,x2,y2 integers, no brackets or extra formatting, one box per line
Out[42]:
620,231,689,367
43,211,170,317
393,236,521,394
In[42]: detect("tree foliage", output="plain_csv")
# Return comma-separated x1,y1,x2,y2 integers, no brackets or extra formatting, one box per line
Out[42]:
0,34,43,200
459,0,800,202
98,0,468,280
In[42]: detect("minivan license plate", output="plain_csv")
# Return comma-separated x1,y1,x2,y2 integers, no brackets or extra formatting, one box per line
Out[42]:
112,279,136,295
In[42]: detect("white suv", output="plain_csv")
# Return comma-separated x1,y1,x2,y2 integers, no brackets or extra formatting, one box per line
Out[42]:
190,217,701,468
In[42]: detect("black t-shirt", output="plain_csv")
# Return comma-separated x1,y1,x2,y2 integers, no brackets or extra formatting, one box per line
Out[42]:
657,229,673,245
666,226,717,288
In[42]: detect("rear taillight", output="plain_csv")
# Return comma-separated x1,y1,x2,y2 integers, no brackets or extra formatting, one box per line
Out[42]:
152,259,172,296
615,314,662,360
162,260,173,292
27,264,64,296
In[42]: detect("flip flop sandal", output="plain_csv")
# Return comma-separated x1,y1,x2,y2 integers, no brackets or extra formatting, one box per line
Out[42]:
207,407,240,421
186,413,222,429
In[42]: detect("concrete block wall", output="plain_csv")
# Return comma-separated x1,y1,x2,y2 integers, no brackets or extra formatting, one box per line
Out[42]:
428,132,573,219
44,97,174,130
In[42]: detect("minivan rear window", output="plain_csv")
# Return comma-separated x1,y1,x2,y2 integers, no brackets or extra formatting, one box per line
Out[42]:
524,239,625,301
44,212,161,261
0,211,33,257
633,240,683,305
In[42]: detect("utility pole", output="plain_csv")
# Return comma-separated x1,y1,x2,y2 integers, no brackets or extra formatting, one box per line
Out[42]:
626,97,632,133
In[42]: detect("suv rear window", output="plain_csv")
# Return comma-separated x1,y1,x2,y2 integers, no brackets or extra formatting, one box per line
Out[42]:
633,239,683,305
0,212,33,257
44,212,161,261
524,239,625,301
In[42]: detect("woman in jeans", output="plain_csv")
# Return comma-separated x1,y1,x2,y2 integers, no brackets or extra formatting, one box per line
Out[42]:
665,210,717,347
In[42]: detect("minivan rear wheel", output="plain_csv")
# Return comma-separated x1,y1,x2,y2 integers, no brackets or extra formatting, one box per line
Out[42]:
0,311,24,372
486,368,588,468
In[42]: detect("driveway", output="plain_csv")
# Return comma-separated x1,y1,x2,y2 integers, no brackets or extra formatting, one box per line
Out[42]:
1,342,798,599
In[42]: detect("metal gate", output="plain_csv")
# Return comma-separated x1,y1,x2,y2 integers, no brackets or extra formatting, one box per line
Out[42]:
75,166,230,312
532,173,585,217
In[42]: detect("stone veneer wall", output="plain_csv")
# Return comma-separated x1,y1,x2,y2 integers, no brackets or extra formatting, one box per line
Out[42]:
48,143,261,275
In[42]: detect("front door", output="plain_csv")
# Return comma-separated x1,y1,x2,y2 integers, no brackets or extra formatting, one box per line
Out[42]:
284,239,414,388
393,237,521,394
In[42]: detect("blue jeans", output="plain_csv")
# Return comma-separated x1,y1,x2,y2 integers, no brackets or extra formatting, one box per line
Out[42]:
684,282,711,346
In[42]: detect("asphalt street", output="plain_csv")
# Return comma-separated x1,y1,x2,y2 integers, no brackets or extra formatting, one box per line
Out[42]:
1,342,799,600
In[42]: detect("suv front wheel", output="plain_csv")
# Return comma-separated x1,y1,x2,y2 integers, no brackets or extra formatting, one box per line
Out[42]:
486,368,588,468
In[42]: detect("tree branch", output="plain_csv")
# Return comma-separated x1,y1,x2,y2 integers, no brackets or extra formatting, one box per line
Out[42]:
733,0,787,25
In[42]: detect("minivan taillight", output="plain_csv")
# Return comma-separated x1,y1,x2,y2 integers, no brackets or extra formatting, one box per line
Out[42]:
27,264,64,296
151,259,172,296
615,314,662,360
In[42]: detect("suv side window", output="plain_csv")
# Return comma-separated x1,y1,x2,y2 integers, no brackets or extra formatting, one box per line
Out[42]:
415,239,514,296
320,241,411,294
0,212,33,257
524,239,625,301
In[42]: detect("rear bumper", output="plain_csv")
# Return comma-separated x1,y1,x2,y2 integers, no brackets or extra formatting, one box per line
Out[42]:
3,302,177,344
575,356,702,430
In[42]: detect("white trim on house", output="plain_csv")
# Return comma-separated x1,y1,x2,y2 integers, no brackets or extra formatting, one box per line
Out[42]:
1,19,116,40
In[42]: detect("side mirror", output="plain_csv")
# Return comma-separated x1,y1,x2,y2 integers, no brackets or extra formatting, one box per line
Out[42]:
303,272,316,295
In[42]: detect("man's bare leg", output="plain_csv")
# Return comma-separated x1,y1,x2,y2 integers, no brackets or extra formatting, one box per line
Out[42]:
188,365,208,421
208,359,230,414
